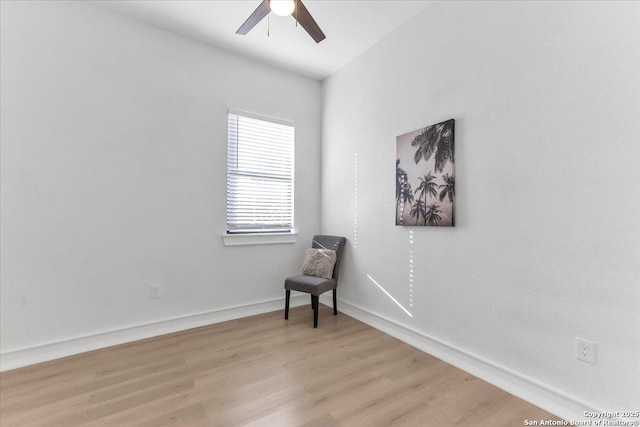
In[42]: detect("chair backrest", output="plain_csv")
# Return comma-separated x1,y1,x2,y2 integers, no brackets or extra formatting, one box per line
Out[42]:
311,235,347,282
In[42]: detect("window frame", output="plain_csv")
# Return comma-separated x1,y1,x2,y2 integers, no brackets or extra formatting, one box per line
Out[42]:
224,109,296,245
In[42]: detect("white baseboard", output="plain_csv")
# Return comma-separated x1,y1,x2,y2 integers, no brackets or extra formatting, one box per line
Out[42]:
320,295,603,423
0,295,305,372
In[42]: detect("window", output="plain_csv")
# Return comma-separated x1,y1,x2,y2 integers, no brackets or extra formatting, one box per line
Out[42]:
226,110,294,234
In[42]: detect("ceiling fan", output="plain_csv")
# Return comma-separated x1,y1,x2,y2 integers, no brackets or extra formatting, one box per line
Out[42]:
236,0,326,43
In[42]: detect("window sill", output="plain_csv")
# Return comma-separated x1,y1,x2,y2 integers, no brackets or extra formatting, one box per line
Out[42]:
222,233,298,247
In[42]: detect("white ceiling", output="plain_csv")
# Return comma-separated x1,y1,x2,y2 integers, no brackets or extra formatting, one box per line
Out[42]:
89,0,433,81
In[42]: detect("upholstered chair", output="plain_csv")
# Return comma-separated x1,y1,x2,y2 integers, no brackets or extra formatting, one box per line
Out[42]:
284,235,347,328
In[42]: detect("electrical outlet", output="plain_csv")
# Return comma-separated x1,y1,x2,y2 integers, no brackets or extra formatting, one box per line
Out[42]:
150,285,160,299
576,337,596,364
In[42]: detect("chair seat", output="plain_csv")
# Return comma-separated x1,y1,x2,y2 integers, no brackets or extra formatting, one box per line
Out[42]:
285,274,337,296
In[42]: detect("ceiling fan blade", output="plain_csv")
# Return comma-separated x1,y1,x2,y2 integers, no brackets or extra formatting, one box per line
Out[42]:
294,0,326,43
236,0,270,35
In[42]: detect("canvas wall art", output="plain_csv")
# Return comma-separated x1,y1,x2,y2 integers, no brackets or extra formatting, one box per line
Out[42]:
396,119,455,227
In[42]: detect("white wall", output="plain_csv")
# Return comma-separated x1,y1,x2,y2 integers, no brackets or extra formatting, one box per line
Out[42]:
322,0,640,413
0,1,321,356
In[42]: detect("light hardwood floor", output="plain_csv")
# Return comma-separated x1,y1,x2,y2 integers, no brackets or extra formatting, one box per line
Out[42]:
0,305,562,426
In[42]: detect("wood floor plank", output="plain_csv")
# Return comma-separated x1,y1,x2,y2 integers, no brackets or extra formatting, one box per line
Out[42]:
87,388,202,426
131,402,210,427
0,306,562,426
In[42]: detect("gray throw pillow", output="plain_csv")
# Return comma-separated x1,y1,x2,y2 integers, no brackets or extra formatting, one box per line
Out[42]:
302,248,337,279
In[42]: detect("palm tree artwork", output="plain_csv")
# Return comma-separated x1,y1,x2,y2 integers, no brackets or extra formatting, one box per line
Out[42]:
424,203,443,226
396,160,407,224
413,172,438,225
410,199,426,225
438,173,456,226
396,119,455,226
395,159,415,225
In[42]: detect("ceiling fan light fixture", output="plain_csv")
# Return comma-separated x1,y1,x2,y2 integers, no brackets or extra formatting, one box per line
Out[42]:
237,0,325,43
270,0,295,17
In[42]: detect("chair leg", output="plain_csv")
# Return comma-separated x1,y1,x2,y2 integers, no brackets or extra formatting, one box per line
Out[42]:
310,294,315,309
333,289,337,315
285,290,290,320
312,295,319,328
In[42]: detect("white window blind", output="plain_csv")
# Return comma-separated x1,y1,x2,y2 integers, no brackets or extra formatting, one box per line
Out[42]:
227,111,294,234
